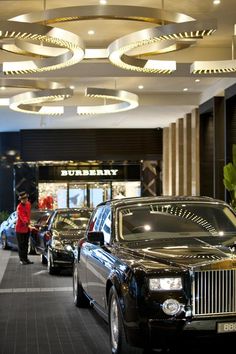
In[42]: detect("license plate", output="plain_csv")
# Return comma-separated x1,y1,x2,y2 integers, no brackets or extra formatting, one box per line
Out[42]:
217,322,236,333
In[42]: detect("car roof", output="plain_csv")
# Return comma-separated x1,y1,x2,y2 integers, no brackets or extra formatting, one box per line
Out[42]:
97,196,229,208
53,208,93,212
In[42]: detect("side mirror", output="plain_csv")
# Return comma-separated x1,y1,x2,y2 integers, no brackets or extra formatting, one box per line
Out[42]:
87,231,104,246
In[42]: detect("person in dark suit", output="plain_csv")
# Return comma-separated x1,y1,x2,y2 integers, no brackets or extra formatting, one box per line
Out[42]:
15,191,34,265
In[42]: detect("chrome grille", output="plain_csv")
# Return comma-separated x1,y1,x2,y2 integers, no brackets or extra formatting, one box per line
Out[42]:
193,270,236,316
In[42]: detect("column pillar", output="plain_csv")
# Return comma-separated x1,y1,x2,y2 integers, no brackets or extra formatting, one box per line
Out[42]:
163,128,169,195
176,118,184,195
183,114,192,195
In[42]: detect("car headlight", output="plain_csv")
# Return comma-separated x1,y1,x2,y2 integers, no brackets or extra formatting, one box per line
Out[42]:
65,245,73,252
149,277,182,291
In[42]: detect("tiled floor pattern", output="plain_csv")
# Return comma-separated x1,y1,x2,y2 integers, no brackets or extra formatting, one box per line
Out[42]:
0,249,110,354
0,249,223,354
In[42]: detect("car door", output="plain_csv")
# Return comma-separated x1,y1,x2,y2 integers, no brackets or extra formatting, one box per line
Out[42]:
34,213,54,253
7,212,17,248
85,205,114,310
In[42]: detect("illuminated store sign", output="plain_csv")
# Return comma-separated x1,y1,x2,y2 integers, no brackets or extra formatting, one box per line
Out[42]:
38,164,140,181
61,169,119,176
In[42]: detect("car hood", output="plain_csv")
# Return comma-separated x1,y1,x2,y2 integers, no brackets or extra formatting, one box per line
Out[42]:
117,235,236,271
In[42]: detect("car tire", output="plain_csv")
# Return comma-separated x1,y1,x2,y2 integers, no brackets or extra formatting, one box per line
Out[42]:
108,286,142,354
28,240,36,255
1,233,9,250
41,253,47,265
47,249,58,275
73,263,89,308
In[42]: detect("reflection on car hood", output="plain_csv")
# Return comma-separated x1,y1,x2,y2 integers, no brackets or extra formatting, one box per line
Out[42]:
56,230,85,245
118,236,236,271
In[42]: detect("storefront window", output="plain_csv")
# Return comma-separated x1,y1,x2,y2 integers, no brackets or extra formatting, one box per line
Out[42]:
38,182,67,209
88,183,111,208
112,181,141,199
38,181,141,209
69,184,87,208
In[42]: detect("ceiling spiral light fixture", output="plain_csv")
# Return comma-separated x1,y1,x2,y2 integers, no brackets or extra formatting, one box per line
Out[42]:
0,20,85,75
191,27,236,74
9,88,73,115
108,19,217,73
10,5,217,74
0,80,139,116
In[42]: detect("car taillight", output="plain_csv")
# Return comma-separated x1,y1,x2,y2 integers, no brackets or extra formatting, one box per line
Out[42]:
78,238,85,247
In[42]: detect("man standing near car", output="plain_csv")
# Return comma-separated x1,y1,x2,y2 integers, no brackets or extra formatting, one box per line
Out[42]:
15,191,34,265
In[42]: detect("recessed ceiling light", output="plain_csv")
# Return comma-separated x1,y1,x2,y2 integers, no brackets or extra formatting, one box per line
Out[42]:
138,85,144,90
69,85,75,89
88,30,95,35
213,0,221,5
183,88,188,91
100,0,107,4
0,86,6,90
195,79,200,83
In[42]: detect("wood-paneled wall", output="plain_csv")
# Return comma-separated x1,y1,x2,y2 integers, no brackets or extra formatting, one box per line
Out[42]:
162,109,200,196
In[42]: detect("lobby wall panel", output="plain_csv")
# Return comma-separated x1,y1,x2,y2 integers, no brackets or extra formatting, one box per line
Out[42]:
214,97,225,200
20,129,162,161
199,97,225,199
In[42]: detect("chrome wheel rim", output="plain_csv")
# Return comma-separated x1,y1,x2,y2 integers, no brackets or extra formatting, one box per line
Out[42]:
110,296,119,351
1,235,6,248
47,249,51,272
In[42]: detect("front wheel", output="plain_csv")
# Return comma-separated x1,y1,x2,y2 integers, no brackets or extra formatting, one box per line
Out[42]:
28,240,36,255
108,286,142,354
1,233,9,250
47,249,58,275
73,263,89,308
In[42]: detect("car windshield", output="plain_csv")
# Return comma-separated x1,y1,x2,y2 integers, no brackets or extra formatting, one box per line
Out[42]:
52,211,91,231
31,210,51,224
118,202,236,241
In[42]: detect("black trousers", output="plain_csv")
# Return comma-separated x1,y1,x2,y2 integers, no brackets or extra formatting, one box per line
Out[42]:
16,232,29,262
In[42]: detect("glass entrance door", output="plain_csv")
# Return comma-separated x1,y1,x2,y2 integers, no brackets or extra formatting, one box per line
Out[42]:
68,183,87,208
88,182,111,208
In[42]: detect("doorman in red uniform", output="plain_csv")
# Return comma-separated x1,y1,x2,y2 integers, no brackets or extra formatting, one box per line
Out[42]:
15,191,34,265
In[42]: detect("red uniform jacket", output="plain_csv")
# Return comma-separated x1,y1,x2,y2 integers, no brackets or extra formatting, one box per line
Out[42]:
15,201,31,233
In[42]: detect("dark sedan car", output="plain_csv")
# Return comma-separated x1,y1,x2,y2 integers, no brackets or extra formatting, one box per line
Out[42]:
73,196,236,353
0,209,52,254
34,208,92,274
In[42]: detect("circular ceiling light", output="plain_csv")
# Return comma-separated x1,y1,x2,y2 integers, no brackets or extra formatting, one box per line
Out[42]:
9,5,218,75
76,87,139,115
108,19,217,73
9,88,73,115
9,5,198,63
10,5,195,26
0,20,84,75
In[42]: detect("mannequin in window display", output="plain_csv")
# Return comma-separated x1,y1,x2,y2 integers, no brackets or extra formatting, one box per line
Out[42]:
39,194,54,209
114,186,126,199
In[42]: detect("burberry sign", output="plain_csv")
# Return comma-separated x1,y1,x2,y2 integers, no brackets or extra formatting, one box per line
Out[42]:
60,169,119,176
38,164,140,181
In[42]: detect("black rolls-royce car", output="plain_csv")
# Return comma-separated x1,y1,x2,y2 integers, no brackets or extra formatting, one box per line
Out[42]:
34,208,92,274
73,196,236,353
